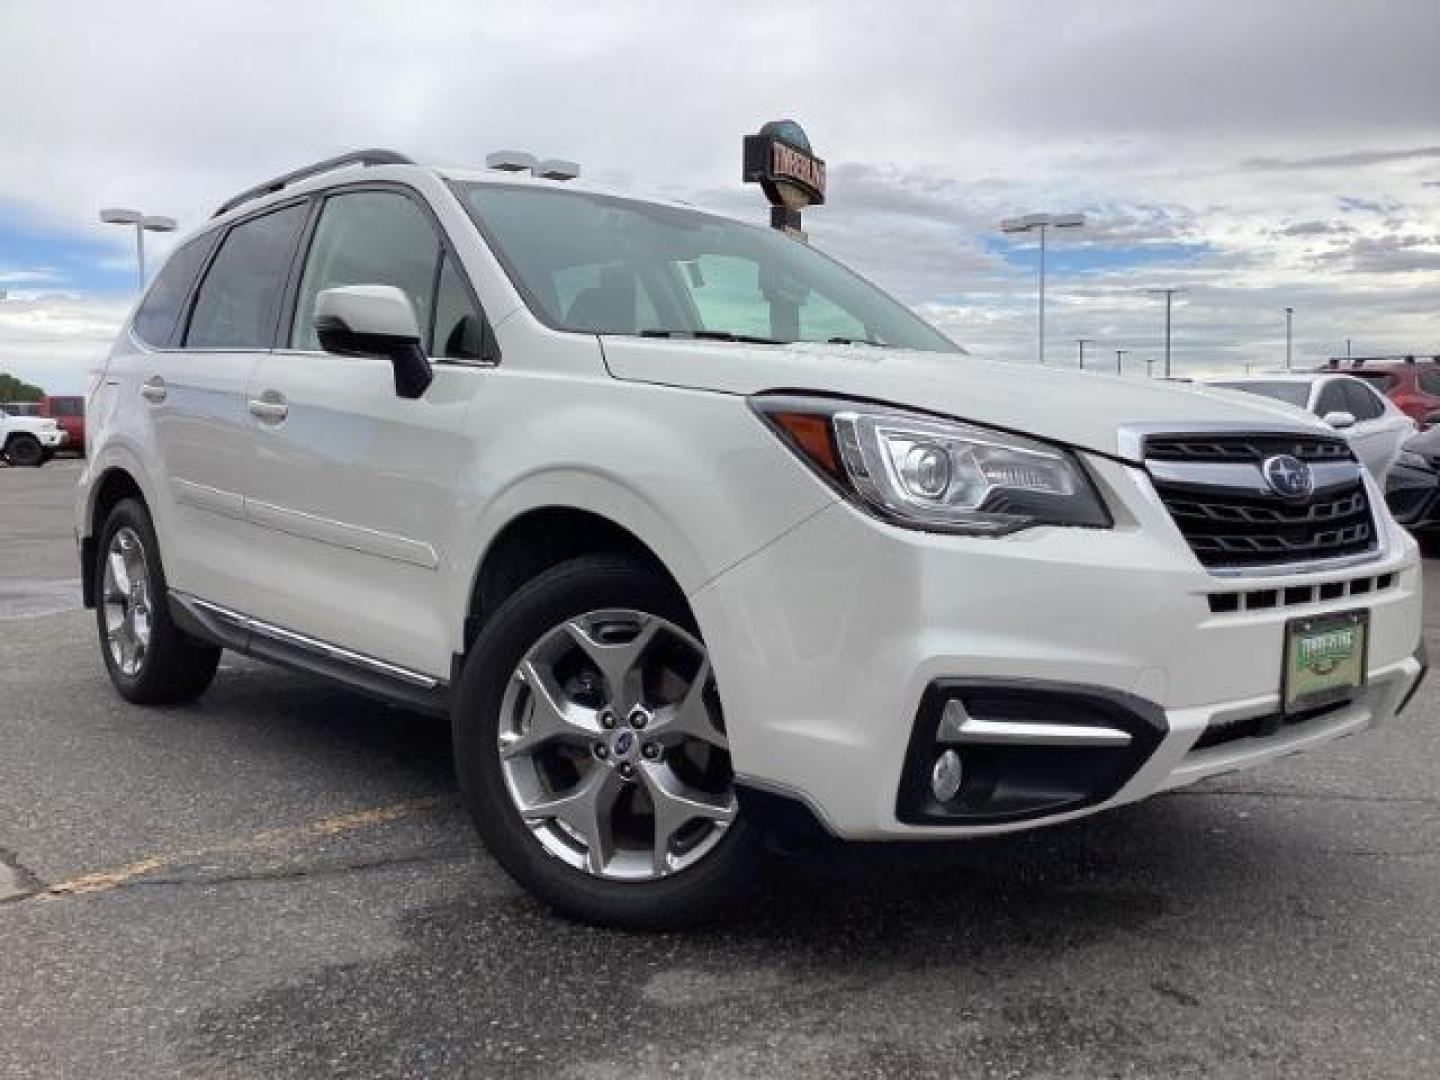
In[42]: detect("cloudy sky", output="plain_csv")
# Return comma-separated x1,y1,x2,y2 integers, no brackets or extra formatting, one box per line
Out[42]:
2,0,1438,393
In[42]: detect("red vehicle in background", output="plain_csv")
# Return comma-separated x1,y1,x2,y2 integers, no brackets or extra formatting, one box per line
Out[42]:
1319,356,1440,426
37,395,84,455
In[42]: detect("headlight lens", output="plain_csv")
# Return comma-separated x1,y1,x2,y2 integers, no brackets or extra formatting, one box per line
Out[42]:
756,397,1110,535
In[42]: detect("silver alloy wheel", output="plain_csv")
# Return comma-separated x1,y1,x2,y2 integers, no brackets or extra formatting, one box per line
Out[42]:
497,608,737,881
101,526,153,678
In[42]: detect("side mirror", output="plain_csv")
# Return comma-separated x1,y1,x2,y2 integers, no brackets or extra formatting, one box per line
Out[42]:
314,285,433,400
1321,410,1356,430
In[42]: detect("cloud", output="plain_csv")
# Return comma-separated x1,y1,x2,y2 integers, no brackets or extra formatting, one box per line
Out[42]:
0,0,1437,385
1275,220,1353,238
1246,145,1440,171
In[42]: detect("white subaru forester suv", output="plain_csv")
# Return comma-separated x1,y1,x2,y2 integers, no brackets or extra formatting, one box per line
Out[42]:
78,150,1426,927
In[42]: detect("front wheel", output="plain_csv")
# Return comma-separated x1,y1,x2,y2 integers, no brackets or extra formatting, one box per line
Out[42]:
4,434,44,467
452,555,760,929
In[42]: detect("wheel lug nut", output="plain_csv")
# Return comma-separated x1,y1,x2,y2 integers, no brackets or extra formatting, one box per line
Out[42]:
628,709,648,730
619,762,635,780
594,743,609,759
600,709,617,729
642,742,660,760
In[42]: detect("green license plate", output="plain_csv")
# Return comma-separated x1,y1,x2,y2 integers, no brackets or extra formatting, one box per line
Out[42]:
1282,610,1368,713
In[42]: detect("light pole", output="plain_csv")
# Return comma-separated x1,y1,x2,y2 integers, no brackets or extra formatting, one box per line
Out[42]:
1001,212,1085,365
1076,337,1095,371
1146,287,1186,378
1282,306,1295,371
99,208,178,289
1115,348,1129,375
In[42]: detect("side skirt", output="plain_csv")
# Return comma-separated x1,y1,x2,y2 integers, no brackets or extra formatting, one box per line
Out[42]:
169,591,451,717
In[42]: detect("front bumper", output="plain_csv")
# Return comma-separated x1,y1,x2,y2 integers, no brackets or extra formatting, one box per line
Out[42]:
692,455,1425,840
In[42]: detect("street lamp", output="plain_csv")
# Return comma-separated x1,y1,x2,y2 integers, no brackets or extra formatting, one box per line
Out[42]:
99,208,178,289
1076,337,1095,371
1283,306,1295,370
1115,348,1129,375
1146,287,1186,378
1001,212,1085,365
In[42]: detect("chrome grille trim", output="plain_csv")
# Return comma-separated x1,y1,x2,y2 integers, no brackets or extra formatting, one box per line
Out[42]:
1120,423,1385,577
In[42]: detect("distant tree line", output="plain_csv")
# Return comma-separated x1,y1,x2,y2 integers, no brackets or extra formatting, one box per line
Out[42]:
0,373,44,402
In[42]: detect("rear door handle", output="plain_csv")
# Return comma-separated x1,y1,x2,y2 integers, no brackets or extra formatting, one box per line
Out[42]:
140,376,167,403
248,391,288,424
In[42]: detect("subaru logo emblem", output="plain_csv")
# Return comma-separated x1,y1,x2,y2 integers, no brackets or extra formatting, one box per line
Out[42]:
1262,454,1313,501
614,731,635,756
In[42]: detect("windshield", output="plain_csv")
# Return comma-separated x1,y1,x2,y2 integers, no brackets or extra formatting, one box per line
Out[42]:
457,183,960,353
1211,381,1311,409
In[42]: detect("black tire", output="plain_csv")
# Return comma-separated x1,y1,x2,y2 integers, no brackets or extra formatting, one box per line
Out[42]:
5,434,43,467
95,498,222,704
452,554,761,929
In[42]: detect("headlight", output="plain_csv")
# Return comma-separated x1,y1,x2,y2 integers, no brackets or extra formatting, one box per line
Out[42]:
753,396,1110,535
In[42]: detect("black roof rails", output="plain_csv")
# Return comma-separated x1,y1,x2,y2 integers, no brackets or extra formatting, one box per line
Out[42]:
213,149,415,218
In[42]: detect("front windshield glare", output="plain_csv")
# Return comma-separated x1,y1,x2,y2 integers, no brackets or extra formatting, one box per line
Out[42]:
458,183,959,354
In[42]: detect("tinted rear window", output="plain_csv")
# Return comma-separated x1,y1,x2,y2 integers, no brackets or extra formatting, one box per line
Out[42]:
132,234,217,347
185,203,307,349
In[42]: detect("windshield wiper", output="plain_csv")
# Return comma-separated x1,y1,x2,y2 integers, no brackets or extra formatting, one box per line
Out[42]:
825,336,888,347
638,329,783,345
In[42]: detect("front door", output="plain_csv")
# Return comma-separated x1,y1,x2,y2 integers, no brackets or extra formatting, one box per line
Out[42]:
239,187,490,678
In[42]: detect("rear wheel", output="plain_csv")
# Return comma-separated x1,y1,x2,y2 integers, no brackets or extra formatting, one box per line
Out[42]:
96,498,221,704
453,555,759,929
4,434,43,467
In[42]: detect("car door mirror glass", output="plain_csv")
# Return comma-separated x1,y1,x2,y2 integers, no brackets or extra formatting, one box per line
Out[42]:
314,285,433,399
1322,410,1356,430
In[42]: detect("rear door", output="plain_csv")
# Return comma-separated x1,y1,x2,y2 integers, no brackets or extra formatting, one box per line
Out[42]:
119,206,308,610
239,185,491,677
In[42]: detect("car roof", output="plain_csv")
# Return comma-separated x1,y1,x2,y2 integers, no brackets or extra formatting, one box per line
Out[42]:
205,157,725,237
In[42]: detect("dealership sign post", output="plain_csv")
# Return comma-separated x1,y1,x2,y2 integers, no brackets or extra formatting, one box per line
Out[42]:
743,119,826,240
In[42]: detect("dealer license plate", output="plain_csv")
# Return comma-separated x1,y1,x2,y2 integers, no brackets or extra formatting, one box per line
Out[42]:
1282,610,1368,713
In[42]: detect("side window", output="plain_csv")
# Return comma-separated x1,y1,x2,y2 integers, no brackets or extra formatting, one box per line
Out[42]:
1417,369,1440,396
1314,382,1349,417
431,254,485,360
133,234,216,347
185,204,307,349
290,191,440,352
1344,380,1384,421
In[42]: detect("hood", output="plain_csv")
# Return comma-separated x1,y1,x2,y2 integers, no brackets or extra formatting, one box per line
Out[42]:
599,338,1328,462
1,415,58,434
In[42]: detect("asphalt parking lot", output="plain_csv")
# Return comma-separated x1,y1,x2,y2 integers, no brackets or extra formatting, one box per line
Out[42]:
3,461,1438,1079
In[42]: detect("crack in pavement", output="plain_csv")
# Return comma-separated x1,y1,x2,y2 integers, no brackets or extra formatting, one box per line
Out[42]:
4,794,453,905
127,847,474,891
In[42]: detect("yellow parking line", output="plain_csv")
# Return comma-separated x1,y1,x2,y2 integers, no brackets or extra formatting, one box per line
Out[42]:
38,795,444,900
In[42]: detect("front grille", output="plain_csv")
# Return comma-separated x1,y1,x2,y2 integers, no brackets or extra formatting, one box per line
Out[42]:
1144,432,1378,571
1145,434,1351,464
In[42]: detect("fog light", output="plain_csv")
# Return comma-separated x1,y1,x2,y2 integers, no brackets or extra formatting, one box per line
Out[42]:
930,749,964,802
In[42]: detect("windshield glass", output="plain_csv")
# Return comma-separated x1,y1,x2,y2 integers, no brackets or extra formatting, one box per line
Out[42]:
457,183,960,353
1212,381,1311,409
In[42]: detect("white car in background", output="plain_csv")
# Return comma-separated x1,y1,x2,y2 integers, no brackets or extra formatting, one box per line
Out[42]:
1204,373,1415,479
0,407,68,467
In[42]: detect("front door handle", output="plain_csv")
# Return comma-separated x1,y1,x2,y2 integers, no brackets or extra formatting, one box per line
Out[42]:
140,376,167,403
248,390,288,424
